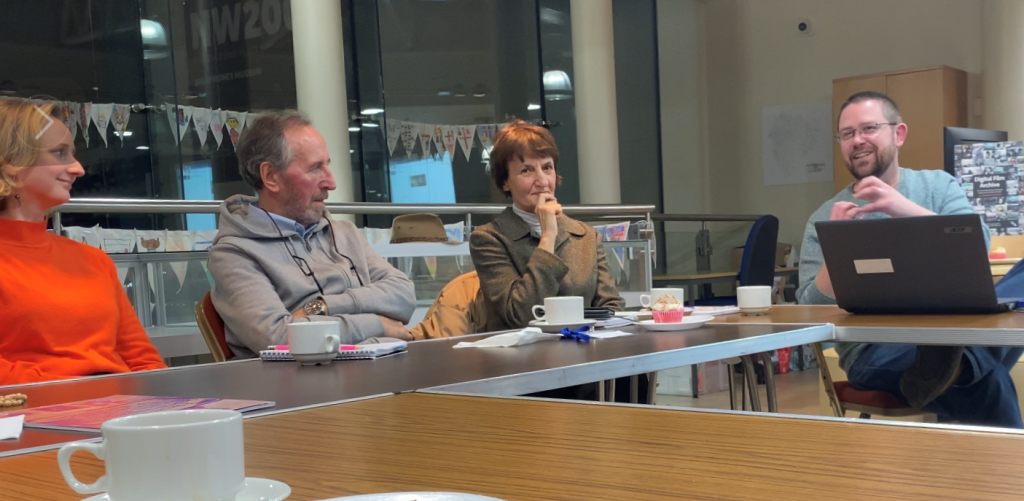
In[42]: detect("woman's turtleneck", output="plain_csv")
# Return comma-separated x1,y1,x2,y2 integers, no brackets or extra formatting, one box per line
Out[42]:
0,217,50,247
512,204,542,238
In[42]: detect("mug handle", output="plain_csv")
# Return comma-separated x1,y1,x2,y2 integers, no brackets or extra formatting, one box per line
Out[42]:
58,441,109,494
639,294,651,308
324,334,341,354
531,305,545,321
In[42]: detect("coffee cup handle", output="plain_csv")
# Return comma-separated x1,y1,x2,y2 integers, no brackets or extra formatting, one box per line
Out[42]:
639,294,651,308
324,334,341,354
531,305,544,321
58,441,109,494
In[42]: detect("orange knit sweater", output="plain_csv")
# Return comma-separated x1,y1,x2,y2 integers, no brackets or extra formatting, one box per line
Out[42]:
0,218,166,385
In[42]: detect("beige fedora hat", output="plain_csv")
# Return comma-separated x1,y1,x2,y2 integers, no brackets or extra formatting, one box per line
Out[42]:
390,214,457,244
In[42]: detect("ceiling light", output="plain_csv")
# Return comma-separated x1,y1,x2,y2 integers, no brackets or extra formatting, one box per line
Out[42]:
527,104,541,111
136,145,150,150
543,70,573,101
361,108,384,115
362,122,379,128
437,91,452,96
348,126,360,132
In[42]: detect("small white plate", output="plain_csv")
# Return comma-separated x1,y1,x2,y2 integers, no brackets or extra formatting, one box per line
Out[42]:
83,477,291,501
321,493,503,501
528,318,597,333
637,314,714,332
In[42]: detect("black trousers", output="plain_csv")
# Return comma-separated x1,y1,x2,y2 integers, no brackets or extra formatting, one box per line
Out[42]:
527,374,651,403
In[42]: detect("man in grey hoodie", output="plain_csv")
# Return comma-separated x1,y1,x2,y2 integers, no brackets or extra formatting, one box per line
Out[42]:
208,110,416,358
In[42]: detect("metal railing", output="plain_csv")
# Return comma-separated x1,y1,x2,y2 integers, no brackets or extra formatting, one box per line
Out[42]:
53,198,656,233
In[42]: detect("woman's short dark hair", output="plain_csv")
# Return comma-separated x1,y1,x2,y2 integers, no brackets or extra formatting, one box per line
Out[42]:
489,119,562,197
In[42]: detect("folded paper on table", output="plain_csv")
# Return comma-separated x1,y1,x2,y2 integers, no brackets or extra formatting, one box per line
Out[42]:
0,395,273,433
0,415,24,440
453,327,560,348
587,330,633,339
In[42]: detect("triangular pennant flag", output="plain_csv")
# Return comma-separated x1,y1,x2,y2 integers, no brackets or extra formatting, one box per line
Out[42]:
165,103,178,145
417,124,433,158
79,103,92,147
177,105,194,141
111,104,131,147
441,126,457,158
116,265,130,286
91,103,113,148
169,262,189,294
192,107,211,148
209,109,225,149
63,102,78,142
399,122,418,158
225,111,247,150
477,124,496,152
246,112,257,129
431,126,444,159
456,125,476,161
385,119,400,156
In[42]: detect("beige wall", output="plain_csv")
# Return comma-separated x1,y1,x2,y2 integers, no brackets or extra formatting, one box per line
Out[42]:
664,0,984,267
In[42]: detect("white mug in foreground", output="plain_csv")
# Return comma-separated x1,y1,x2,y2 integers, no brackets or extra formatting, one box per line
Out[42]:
737,285,772,315
640,288,686,308
288,321,342,365
531,296,585,324
58,409,245,501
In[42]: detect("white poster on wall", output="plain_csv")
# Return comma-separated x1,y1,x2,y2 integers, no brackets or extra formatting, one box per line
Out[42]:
761,100,833,186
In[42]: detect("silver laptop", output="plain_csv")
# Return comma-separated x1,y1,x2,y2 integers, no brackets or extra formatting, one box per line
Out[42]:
815,215,1020,314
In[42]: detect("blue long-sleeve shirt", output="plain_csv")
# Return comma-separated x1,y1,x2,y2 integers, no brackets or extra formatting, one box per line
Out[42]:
796,167,990,372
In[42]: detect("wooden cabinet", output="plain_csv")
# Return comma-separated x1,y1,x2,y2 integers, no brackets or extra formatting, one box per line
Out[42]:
832,66,968,193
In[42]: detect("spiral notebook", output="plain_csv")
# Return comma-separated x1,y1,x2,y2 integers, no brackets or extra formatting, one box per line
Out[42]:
259,341,408,362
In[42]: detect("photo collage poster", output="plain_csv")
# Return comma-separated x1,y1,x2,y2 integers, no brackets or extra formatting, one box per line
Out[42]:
954,141,1024,235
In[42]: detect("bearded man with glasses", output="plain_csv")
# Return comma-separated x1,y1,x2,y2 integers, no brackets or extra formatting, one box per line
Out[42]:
796,91,1023,428
208,110,416,358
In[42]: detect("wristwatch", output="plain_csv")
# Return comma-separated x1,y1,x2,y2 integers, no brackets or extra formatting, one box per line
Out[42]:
303,298,328,316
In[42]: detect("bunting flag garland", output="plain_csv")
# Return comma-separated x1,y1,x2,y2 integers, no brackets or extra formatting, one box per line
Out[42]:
79,102,92,147
477,124,496,152
456,125,476,161
225,111,247,150
209,109,226,148
176,105,194,142
441,125,457,158
399,122,418,158
63,101,78,142
191,107,211,148
111,104,131,146
165,103,179,145
418,123,433,158
91,103,114,148
385,119,400,157
431,126,444,159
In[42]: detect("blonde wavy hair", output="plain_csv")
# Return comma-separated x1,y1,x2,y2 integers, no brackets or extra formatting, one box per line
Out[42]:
0,98,65,210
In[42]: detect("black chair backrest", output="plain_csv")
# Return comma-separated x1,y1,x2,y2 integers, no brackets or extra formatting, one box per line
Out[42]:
738,215,779,287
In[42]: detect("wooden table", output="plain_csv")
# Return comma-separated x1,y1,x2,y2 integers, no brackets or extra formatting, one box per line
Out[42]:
711,304,1024,346
4,392,1024,501
0,323,832,458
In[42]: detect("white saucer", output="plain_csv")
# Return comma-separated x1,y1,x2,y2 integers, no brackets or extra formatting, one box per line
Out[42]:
321,493,503,500
83,477,291,501
528,318,598,333
637,314,714,332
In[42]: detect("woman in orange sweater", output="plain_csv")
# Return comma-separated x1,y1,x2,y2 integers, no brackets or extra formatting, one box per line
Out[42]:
0,98,166,385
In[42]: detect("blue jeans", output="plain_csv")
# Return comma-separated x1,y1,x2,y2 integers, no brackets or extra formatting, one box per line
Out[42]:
846,344,1024,428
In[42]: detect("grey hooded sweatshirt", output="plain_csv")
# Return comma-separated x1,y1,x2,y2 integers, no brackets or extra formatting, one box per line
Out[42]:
208,195,416,358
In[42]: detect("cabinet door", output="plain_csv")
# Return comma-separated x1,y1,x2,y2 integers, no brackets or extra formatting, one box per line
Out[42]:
832,75,886,193
886,69,948,174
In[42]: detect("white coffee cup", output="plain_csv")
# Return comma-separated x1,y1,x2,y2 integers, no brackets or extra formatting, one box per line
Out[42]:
58,409,244,501
737,285,772,315
640,288,686,308
532,296,585,324
288,321,342,366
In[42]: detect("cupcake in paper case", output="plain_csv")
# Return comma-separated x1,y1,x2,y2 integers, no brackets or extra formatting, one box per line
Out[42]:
651,294,684,323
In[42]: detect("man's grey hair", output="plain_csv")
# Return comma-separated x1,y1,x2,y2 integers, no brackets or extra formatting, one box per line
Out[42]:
236,109,312,191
